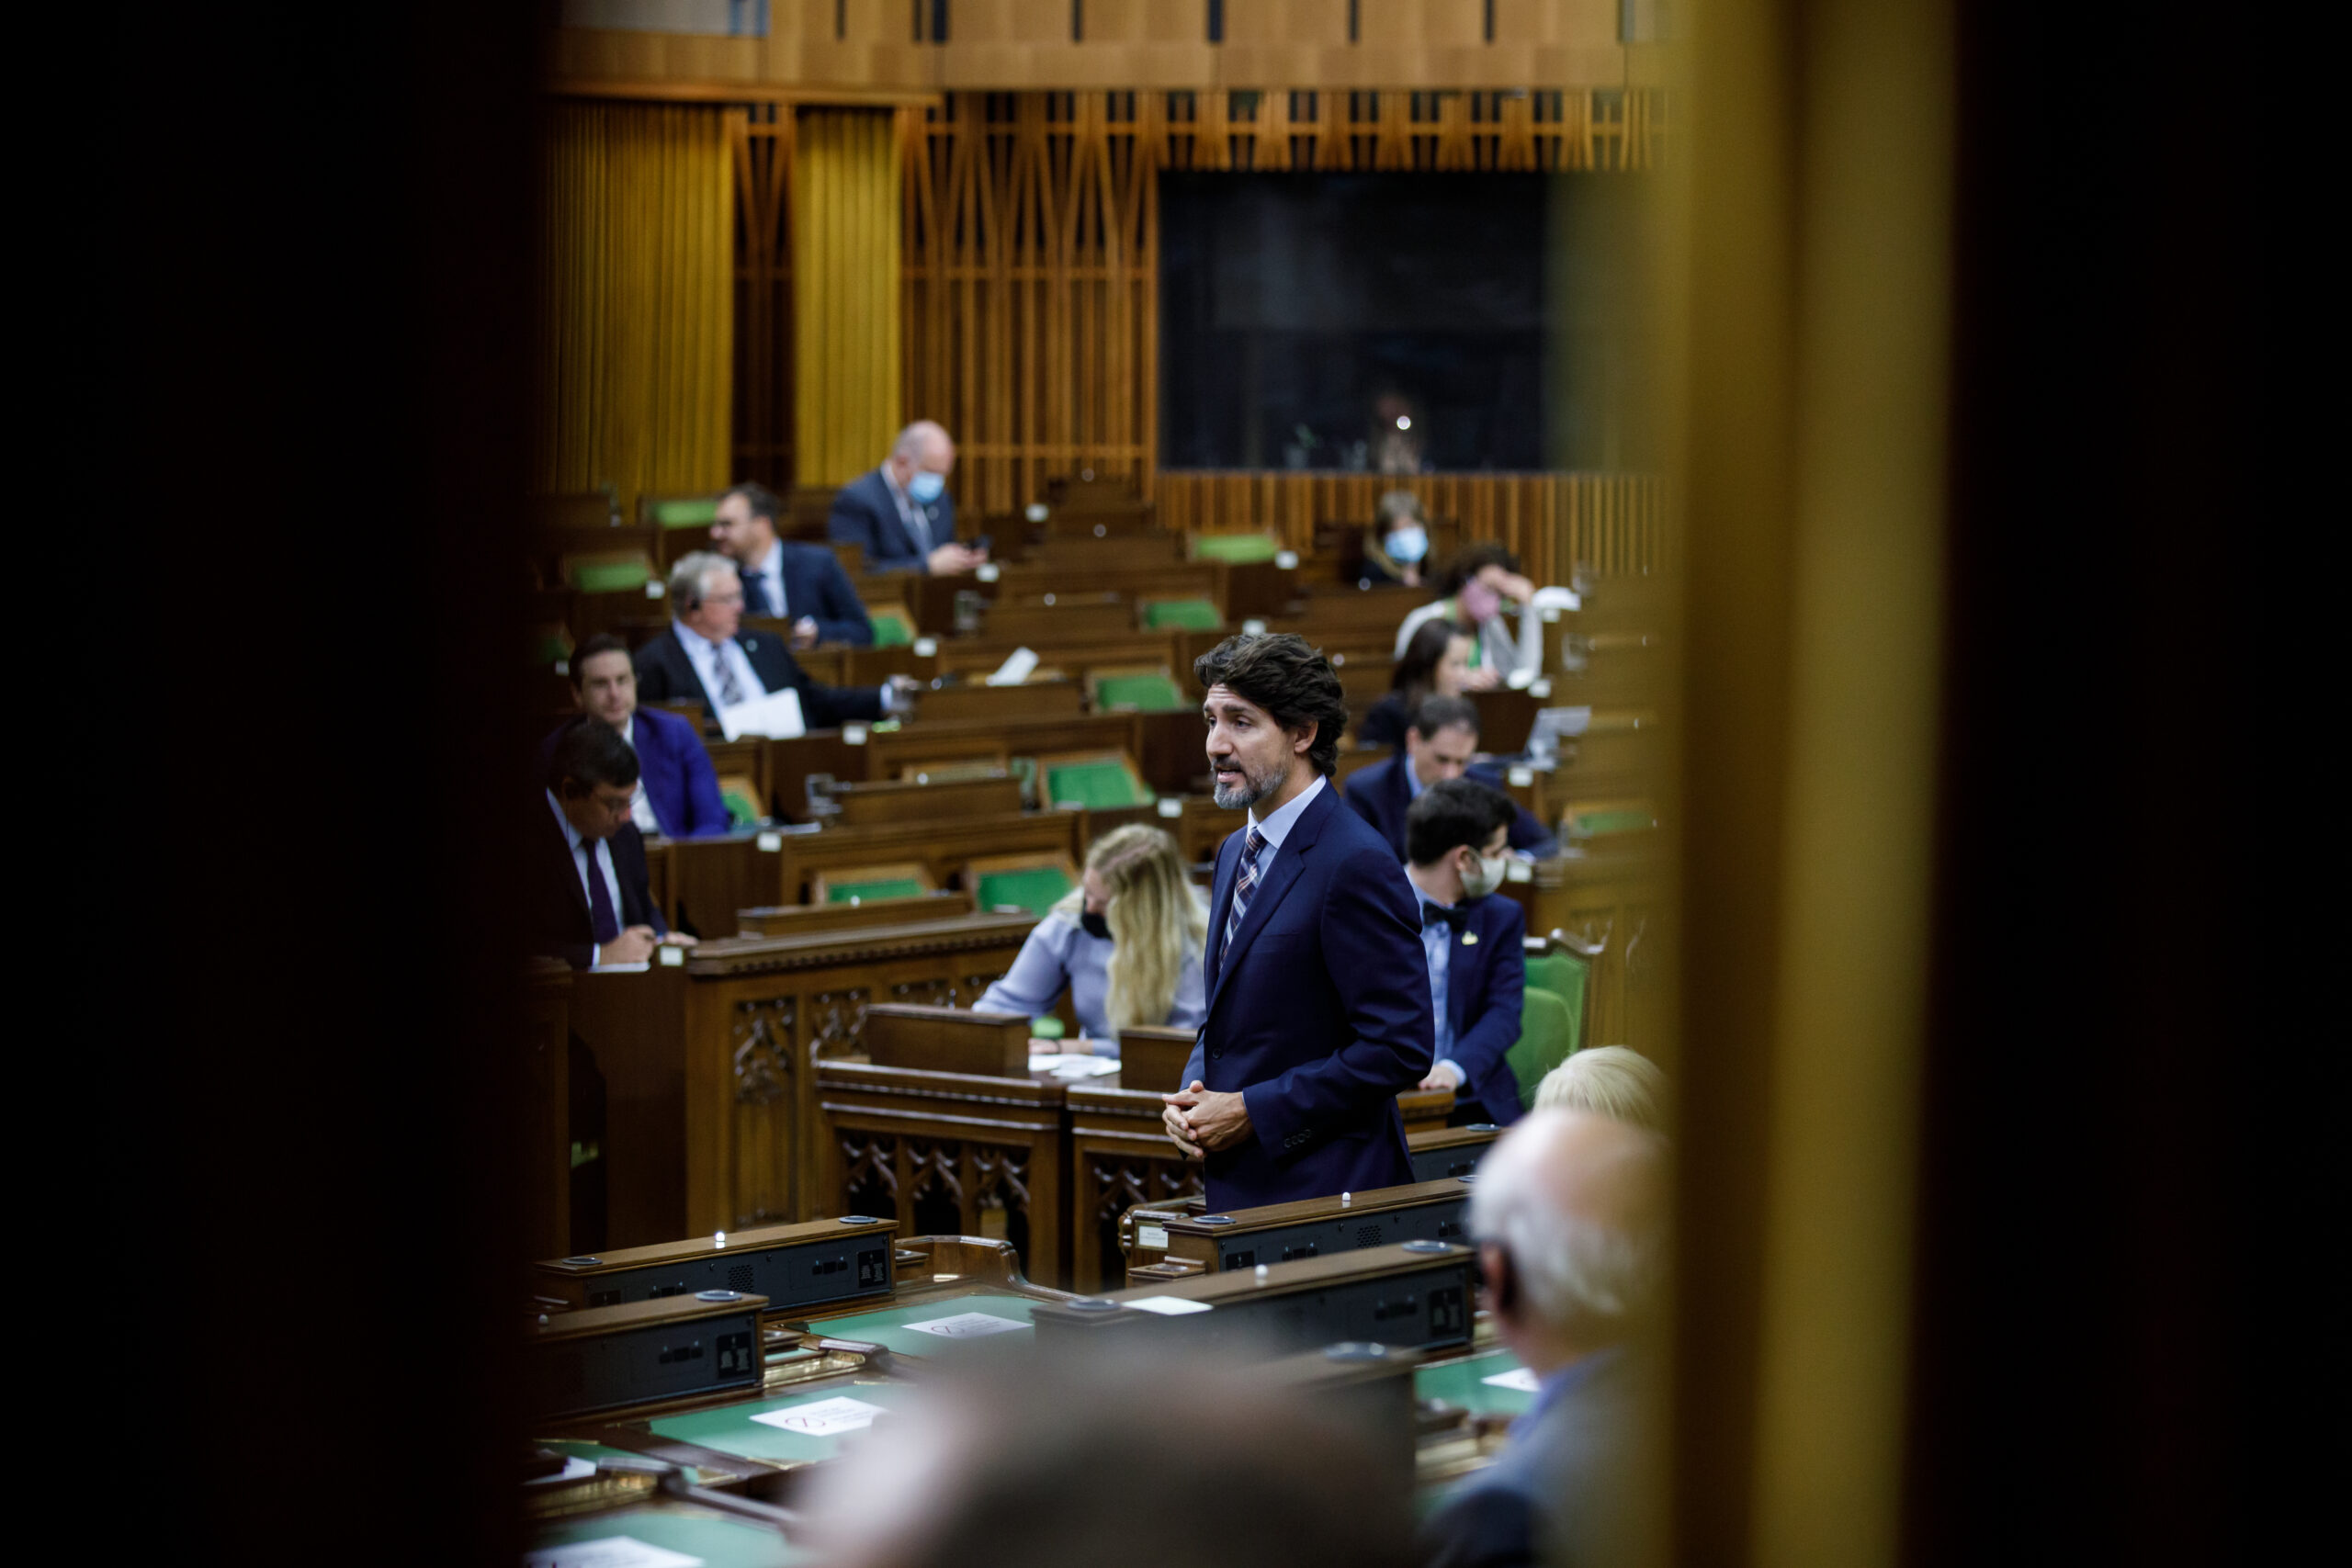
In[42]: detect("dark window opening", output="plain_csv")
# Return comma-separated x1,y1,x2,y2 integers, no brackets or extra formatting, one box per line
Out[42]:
1207,0,1224,44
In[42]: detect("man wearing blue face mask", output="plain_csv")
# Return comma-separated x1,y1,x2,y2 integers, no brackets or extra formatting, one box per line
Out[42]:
1403,777,1531,1127
827,419,989,575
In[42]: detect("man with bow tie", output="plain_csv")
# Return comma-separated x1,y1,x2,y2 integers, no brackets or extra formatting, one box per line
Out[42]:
1404,778,1531,1126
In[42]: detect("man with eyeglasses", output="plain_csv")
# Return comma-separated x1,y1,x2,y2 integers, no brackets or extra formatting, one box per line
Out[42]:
534,719,691,969
631,551,915,726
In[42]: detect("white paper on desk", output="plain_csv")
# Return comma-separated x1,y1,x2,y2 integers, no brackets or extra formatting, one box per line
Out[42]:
525,1455,598,1485
749,1394,888,1438
1034,1054,1122,1078
1482,1366,1543,1393
587,962,651,974
985,647,1039,686
717,687,805,740
524,1535,703,1568
1125,1295,1214,1316
904,1310,1029,1339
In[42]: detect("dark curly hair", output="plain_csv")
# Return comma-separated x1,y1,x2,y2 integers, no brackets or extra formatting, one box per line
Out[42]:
722,480,785,524
1438,540,1521,598
1192,633,1349,777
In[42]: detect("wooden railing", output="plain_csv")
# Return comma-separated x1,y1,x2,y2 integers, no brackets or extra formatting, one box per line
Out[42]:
1156,470,1668,583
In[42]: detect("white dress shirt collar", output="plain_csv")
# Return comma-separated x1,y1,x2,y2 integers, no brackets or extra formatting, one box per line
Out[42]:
1247,771,1327,847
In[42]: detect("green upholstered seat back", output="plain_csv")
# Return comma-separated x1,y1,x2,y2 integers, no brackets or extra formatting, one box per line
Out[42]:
975,864,1075,914
1044,761,1149,808
1140,598,1223,630
867,608,914,647
826,876,928,903
1190,533,1280,563
1093,673,1187,712
650,497,719,526
721,788,762,829
1504,988,1577,1112
1566,807,1655,838
569,558,650,592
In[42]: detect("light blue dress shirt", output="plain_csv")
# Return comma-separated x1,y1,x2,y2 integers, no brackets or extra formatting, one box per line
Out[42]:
749,540,788,619
977,907,1209,1052
1419,893,1459,1077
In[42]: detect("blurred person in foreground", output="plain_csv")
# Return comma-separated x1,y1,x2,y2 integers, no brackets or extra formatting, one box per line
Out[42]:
536,633,731,839
1534,1044,1669,1133
800,1349,1416,1568
707,480,874,647
1348,695,1561,861
1421,1108,1666,1568
977,825,1209,1059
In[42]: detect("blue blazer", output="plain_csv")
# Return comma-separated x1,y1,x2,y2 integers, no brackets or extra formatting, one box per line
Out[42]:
1419,1349,1645,1568
535,708,732,840
1341,754,1561,862
827,468,955,572
743,541,874,645
1435,894,1530,1127
1181,782,1434,1212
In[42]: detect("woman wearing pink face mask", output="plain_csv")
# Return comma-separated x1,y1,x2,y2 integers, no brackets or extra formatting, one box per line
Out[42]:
1392,542,1544,684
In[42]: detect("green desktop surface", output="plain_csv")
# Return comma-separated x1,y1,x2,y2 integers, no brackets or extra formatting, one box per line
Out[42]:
868,611,913,647
826,877,929,903
528,1502,803,1567
1568,809,1654,837
1141,598,1223,630
976,865,1075,914
1413,1348,1535,1419
1190,534,1279,563
649,1379,920,1466
572,560,651,592
652,498,719,526
1092,673,1185,712
797,1292,1040,1359
1044,761,1149,808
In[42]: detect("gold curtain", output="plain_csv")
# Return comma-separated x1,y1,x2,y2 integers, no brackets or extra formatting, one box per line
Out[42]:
792,108,901,487
536,102,733,514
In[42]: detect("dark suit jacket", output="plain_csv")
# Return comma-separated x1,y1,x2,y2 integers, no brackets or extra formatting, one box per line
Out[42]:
1430,894,1530,1126
532,803,666,970
1342,754,1561,861
741,540,875,645
1419,1350,1644,1568
826,468,955,572
535,709,731,840
1180,781,1433,1212
631,626,886,728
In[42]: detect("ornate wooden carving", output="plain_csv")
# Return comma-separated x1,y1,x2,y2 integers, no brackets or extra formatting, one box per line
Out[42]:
729,996,797,1106
808,986,871,1059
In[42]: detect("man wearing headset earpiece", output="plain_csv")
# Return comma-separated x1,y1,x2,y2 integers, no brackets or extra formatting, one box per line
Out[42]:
1421,1109,1667,1568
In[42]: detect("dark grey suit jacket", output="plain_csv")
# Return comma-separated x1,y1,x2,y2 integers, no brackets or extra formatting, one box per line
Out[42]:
1419,1349,1646,1568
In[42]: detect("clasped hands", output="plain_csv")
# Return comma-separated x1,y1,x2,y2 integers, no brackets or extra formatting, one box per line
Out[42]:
1161,1079,1250,1159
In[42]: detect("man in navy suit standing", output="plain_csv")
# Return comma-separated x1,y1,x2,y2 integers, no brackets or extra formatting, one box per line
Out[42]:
1403,778,1531,1126
536,634,733,839
1343,694,1560,861
1163,633,1434,1211
825,420,989,575
709,481,875,646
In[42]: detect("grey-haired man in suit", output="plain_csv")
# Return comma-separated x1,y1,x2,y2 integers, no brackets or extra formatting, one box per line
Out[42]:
1420,1109,1666,1568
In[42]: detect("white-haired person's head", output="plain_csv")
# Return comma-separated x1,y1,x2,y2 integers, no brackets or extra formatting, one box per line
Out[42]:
1532,1044,1669,1133
1468,1108,1667,1371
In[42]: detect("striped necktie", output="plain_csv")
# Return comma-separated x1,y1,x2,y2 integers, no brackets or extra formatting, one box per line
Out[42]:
1223,825,1269,954
709,640,746,706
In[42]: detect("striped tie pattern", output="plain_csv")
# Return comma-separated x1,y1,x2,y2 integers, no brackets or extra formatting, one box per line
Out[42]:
710,642,747,706
1223,825,1269,954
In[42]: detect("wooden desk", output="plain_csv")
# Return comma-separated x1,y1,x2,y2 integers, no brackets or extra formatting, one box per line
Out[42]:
566,912,1040,1247
771,811,1084,906
525,959,573,1261
1500,846,1667,1049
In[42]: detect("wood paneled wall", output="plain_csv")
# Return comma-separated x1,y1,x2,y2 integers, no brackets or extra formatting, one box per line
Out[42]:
1159,470,1666,582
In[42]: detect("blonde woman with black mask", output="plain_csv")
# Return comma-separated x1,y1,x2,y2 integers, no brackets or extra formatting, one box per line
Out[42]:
977,826,1209,1055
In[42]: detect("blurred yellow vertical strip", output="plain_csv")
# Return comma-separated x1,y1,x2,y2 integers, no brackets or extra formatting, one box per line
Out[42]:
1670,0,1951,1563
532,101,732,515
793,107,904,487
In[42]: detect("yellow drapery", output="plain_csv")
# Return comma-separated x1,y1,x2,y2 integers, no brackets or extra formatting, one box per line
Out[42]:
536,102,732,515
792,108,901,487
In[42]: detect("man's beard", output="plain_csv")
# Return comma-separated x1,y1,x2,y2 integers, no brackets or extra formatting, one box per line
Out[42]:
1212,757,1279,811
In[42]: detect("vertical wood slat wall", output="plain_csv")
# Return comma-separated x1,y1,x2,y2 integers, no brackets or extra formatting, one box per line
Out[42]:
729,87,1665,561
537,102,734,515
792,108,904,487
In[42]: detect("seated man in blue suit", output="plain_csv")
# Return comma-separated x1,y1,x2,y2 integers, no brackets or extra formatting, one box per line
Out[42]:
536,633,733,839
1404,778,1531,1127
1344,694,1561,861
1162,633,1435,1212
709,481,875,647
634,552,916,727
533,720,695,970
1419,1109,1664,1568
825,419,988,576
